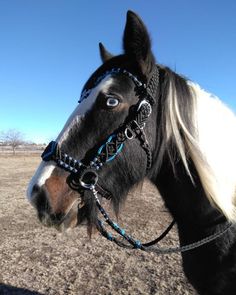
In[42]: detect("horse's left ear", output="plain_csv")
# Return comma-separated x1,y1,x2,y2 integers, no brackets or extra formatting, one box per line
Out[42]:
123,11,155,76
99,42,113,63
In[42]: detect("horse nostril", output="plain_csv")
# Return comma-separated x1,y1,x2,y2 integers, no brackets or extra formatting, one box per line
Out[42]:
31,185,51,220
28,184,41,207
30,184,67,227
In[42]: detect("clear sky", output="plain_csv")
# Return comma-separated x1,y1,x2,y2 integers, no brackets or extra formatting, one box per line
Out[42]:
0,0,235,143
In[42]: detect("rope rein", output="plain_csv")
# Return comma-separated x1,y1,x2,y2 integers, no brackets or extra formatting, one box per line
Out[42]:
91,186,232,254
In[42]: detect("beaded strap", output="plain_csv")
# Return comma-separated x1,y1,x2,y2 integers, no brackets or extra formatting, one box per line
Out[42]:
79,68,146,104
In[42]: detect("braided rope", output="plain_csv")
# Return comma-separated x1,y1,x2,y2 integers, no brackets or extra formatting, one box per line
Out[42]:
146,222,233,254
92,188,144,249
92,187,233,254
93,188,175,250
80,68,144,103
146,66,160,105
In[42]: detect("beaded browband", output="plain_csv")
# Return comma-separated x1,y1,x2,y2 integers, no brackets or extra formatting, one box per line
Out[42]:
79,67,156,104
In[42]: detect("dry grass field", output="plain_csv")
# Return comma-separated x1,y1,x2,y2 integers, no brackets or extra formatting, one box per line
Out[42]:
0,154,196,295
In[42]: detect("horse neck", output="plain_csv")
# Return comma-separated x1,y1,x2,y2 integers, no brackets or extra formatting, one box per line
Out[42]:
149,158,225,243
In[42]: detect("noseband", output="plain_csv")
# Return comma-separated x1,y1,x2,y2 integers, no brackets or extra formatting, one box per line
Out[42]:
41,66,232,253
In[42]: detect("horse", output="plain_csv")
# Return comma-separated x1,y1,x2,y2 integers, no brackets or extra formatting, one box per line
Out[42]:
27,11,236,294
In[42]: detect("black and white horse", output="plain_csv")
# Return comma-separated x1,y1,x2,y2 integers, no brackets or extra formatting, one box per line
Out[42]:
27,11,236,294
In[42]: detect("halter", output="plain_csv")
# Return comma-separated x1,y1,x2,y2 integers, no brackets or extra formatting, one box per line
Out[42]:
41,65,232,254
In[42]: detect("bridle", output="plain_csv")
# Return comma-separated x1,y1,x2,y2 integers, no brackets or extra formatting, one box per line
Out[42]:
41,65,232,254
42,66,159,198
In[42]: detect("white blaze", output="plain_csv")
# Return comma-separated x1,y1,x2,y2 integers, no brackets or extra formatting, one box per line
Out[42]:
27,75,113,202
26,161,56,202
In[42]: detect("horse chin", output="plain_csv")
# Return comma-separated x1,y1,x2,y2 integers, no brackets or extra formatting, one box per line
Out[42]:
57,199,80,231
38,198,80,232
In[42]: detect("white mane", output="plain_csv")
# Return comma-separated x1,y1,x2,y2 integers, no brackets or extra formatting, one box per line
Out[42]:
167,80,236,221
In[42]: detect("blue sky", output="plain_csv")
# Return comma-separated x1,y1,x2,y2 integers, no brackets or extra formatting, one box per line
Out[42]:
0,0,235,143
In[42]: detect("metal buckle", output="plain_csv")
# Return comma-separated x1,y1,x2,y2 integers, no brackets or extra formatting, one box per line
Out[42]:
79,169,98,190
124,120,142,139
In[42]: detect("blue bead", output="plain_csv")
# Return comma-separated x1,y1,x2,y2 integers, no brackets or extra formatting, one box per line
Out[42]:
135,240,142,249
107,233,113,241
121,229,125,236
113,222,118,229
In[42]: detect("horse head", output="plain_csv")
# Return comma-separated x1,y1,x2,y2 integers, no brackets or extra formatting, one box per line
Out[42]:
27,10,236,294
27,11,159,231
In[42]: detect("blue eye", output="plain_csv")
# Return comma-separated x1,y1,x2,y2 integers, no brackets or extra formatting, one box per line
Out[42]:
106,97,119,108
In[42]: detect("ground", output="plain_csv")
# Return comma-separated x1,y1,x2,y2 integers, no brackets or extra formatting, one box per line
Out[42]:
0,154,196,295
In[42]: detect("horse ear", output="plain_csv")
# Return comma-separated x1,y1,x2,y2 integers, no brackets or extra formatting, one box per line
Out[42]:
99,42,113,63
123,11,155,75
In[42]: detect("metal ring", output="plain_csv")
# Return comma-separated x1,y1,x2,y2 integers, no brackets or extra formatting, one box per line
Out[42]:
124,128,134,140
79,169,98,189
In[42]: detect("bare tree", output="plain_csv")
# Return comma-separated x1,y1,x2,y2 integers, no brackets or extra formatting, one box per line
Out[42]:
0,129,25,154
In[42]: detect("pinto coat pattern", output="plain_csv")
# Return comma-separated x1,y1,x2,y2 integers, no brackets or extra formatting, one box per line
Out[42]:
28,11,236,294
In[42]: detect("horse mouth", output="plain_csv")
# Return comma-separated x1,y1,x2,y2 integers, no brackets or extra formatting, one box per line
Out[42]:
37,197,81,231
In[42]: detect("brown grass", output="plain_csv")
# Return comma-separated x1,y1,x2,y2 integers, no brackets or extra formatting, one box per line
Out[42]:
0,154,196,295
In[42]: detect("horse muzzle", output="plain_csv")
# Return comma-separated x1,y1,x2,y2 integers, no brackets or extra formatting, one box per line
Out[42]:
29,179,80,231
